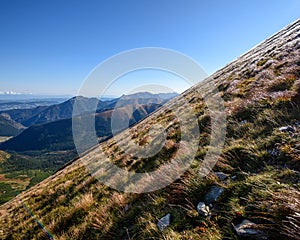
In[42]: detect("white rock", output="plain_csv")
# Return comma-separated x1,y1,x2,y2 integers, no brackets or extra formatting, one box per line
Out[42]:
197,202,210,216
279,126,295,132
234,220,267,239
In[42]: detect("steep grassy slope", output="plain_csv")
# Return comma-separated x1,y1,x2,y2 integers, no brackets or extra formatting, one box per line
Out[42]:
0,20,299,239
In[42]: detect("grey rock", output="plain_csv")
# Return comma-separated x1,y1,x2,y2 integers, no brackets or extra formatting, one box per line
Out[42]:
215,172,229,181
124,204,131,212
204,186,224,204
231,175,237,180
157,213,171,231
197,202,210,216
279,126,295,132
267,148,280,157
234,220,267,239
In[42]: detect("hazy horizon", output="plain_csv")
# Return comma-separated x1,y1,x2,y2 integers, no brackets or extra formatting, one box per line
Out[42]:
0,91,179,101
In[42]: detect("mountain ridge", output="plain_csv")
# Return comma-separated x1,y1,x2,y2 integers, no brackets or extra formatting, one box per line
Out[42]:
1,92,178,127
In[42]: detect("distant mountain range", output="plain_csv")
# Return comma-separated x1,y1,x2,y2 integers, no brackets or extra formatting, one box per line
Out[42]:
1,92,178,127
0,92,178,152
4,96,99,127
0,103,162,152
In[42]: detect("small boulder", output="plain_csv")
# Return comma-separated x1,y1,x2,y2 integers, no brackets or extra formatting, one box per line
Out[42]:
204,186,224,204
279,126,295,132
231,175,237,180
215,172,229,181
157,213,171,231
197,202,210,216
234,219,267,239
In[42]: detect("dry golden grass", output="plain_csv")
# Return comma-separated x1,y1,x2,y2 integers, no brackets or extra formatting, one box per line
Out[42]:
74,192,94,211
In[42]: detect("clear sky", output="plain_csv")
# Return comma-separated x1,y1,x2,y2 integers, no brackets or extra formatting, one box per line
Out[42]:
0,0,299,96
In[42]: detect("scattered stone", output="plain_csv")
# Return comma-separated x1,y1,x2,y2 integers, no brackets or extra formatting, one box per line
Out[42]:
279,126,295,132
124,204,131,212
196,202,210,216
215,172,229,181
234,220,267,239
204,186,224,204
267,148,280,157
157,213,171,231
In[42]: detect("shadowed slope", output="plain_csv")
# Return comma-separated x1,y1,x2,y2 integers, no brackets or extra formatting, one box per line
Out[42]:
0,114,25,136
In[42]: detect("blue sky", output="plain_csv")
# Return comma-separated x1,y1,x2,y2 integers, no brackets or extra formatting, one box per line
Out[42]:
0,0,299,96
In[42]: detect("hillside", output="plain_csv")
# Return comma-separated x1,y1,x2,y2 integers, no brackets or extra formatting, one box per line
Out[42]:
0,19,299,240
1,105,49,126
0,113,25,136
